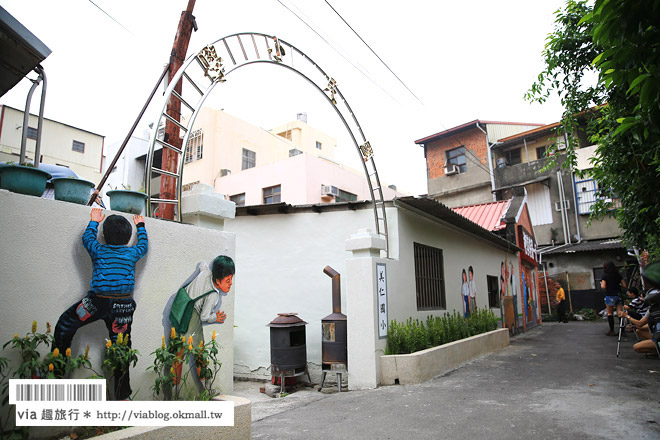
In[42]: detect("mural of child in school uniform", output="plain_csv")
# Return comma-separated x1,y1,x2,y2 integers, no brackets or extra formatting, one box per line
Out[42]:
162,255,235,395
468,266,477,312
461,269,470,317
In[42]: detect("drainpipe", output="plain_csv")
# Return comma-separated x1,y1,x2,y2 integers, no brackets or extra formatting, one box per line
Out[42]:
523,138,529,162
556,171,569,244
475,123,497,201
542,263,552,314
558,170,572,244
20,68,44,166
33,65,47,169
570,170,582,242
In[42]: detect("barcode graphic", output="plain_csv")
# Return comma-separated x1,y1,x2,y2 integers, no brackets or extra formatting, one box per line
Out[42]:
14,383,103,401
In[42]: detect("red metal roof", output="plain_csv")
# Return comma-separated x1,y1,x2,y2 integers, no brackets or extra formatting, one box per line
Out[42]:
452,200,511,232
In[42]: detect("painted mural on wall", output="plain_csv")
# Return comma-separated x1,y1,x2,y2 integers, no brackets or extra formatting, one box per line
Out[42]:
460,266,478,317
499,259,521,332
162,256,235,395
53,208,148,400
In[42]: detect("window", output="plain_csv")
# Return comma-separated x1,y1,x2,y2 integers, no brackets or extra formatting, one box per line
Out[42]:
414,243,446,310
536,146,547,159
72,140,85,153
316,141,322,150
27,127,38,140
505,148,521,165
263,185,281,204
185,129,203,163
446,146,466,173
336,188,357,203
575,175,618,215
230,193,245,207
242,148,256,170
487,275,500,309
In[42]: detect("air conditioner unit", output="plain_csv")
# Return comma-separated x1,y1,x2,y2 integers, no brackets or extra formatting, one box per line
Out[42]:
321,185,338,196
444,164,459,175
554,200,571,211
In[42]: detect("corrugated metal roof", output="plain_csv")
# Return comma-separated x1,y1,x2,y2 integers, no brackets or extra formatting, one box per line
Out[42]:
414,120,543,145
486,124,546,144
540,238,625,255
395,197,521,253
452,200,511,232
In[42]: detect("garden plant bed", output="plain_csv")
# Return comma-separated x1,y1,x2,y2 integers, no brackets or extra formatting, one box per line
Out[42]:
380,328,509,386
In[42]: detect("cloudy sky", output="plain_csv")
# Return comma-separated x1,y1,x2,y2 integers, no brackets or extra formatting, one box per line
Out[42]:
0,0,567,195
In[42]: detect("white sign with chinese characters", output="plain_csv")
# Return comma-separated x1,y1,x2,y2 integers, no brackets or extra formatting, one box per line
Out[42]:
377,263,388,339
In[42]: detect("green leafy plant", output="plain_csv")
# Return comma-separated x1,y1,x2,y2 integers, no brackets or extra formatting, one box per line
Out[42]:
386,308,498,355
103,332,139,400
148,328,222,401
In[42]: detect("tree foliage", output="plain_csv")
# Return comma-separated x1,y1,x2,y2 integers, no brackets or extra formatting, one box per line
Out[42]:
527,0,660,259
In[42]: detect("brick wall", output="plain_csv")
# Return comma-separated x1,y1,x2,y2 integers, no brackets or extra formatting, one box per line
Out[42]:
425,127,489,179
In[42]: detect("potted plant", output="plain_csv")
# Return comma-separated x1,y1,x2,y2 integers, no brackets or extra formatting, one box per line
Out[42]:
0,162,51,197
106,185,148,214
51,176,95,205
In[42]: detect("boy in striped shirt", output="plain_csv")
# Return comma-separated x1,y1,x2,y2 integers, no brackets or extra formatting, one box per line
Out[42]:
53,208,148,399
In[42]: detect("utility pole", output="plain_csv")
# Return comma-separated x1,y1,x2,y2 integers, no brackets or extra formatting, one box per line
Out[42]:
159,0,197,220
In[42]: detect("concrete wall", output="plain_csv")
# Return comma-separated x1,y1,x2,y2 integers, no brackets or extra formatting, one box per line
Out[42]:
0,189,236,399
0,105,104,184
216,153,401,206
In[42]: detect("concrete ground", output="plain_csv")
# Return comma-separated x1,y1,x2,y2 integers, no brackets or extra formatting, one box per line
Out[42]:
233,321,660,440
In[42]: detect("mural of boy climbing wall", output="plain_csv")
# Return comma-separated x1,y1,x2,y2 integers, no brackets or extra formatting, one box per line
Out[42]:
53,208,148,400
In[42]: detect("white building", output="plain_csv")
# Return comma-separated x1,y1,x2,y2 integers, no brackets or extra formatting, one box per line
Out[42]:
0,105,104,183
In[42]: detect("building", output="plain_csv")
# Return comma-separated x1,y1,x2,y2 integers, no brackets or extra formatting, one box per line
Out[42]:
0,105,104,184
224,195,519,383
418,118,634,313
103,127,150,193
453,197,541,332
180,108,337,189
414,120,542,207
132,107,403,205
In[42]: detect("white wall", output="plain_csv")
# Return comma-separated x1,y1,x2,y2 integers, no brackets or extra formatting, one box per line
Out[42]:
225,207,374,377
225,203,517,379
0,189,236,399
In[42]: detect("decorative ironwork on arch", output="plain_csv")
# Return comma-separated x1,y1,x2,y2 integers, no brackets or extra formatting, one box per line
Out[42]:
146,32,388,255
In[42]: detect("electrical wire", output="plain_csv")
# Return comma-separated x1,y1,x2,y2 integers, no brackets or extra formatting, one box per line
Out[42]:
323,0,423,106
88,0,134,35
274,0,400,103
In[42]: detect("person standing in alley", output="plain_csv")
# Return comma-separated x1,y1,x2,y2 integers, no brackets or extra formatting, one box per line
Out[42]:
556,282,568,323
601,261,627,336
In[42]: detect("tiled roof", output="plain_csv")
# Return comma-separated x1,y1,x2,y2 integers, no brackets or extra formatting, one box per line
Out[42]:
452,200,511,232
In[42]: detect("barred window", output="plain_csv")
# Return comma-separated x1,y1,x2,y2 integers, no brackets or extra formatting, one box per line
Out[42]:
185,129,203,163
414,243,446,310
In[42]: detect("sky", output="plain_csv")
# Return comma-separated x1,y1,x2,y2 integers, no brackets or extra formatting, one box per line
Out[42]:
0,0,567,195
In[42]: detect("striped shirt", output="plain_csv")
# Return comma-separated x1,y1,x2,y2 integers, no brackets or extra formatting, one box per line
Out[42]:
82,220,148,298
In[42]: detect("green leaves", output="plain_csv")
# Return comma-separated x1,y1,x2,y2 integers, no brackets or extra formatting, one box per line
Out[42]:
528,0,660,259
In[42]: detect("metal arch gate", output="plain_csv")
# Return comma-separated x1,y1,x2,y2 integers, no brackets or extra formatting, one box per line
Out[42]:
146,32,388,255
